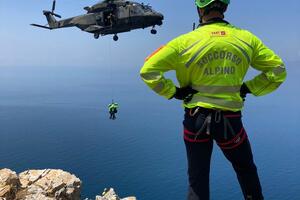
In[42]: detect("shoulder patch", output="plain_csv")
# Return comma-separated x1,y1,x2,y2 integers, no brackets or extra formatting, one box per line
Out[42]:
145,45,165,61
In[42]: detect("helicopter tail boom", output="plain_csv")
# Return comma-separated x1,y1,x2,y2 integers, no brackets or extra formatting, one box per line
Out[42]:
31,11,59,30
43,11,59,29
43,0,61,28
30,11,59,30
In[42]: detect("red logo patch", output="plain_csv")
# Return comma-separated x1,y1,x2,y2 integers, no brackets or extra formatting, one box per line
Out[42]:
210,31,227,37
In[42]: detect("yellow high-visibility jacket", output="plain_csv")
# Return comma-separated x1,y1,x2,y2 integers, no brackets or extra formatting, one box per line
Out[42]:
108,103,119,111
140,22,287,111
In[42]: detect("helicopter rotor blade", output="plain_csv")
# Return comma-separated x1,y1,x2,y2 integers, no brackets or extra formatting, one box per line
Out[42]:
52,0,56,13
52,13,62,18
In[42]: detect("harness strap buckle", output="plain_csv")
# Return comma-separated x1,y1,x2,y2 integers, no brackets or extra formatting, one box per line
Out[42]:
189,107,200,117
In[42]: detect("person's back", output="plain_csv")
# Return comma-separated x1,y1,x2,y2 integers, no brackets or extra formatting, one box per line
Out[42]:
140,1,286,200
141,21,286,111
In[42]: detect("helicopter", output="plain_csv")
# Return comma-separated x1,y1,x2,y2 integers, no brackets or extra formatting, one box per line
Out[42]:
31,0,164,41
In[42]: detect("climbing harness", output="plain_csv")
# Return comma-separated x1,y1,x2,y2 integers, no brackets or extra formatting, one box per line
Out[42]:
187,107,247,149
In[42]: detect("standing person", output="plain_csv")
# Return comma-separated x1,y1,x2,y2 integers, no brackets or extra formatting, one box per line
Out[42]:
140,0,286,199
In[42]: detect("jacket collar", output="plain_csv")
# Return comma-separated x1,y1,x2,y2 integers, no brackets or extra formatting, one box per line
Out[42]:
199,18,229,27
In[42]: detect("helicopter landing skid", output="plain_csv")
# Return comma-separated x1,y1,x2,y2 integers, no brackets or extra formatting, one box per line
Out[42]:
113,34,119,41
151,26,157,35
94,33,100,39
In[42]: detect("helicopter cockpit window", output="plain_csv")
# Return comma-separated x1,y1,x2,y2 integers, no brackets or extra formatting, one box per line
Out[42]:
142,5,152,12
139,3,152,12
130,4,144,15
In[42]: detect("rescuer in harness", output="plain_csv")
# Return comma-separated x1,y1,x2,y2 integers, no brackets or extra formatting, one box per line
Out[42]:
108,101,119,120
140,0,287,199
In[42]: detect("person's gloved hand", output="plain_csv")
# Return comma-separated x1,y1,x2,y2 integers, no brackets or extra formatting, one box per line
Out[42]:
240,83,251,101
172,86,198,102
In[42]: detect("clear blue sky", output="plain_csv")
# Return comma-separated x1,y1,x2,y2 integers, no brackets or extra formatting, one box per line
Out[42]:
0,0,299,68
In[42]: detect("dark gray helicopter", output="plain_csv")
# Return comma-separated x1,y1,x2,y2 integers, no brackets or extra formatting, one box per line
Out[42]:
31,0,164,41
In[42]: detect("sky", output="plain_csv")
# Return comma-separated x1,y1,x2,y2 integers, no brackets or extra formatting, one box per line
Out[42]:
0,0,300,68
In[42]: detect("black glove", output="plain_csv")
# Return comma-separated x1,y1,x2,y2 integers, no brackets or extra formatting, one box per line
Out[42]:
172,86,198,102
240,83,251,101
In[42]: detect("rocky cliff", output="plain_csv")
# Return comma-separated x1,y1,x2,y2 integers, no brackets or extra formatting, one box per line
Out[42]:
0,169,136,200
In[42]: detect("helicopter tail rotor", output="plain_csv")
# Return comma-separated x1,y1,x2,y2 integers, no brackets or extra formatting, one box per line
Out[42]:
31,0,62,30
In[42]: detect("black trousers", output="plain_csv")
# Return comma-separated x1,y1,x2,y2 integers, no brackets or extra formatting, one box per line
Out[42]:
183,107,264,200
110,112,116,119
109,109,117,120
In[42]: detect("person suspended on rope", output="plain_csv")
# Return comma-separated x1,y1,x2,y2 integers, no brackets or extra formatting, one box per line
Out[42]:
140,0,287,199
108,101,119,120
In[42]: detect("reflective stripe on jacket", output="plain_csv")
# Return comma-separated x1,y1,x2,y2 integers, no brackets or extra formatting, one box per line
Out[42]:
108,103,119,111
140,22,287,111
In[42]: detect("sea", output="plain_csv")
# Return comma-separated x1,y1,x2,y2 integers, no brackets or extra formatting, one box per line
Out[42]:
0,63,299,200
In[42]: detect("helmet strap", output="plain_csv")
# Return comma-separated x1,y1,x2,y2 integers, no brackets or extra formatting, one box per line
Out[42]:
197,7,203,24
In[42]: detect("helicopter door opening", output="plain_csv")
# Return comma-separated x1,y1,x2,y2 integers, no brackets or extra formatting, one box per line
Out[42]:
103,11,113,26
104,6,117,27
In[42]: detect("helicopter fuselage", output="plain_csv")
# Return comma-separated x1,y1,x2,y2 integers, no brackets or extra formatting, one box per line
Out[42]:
35,1,164,40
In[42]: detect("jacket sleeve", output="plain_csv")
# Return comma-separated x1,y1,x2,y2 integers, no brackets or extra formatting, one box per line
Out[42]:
140,45,179,99
245,36,287,96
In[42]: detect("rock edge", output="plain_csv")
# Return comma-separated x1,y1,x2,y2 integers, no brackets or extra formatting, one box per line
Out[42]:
0,169,136,200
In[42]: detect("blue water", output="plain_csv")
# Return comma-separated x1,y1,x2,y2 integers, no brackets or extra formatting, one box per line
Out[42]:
0,64,299,200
